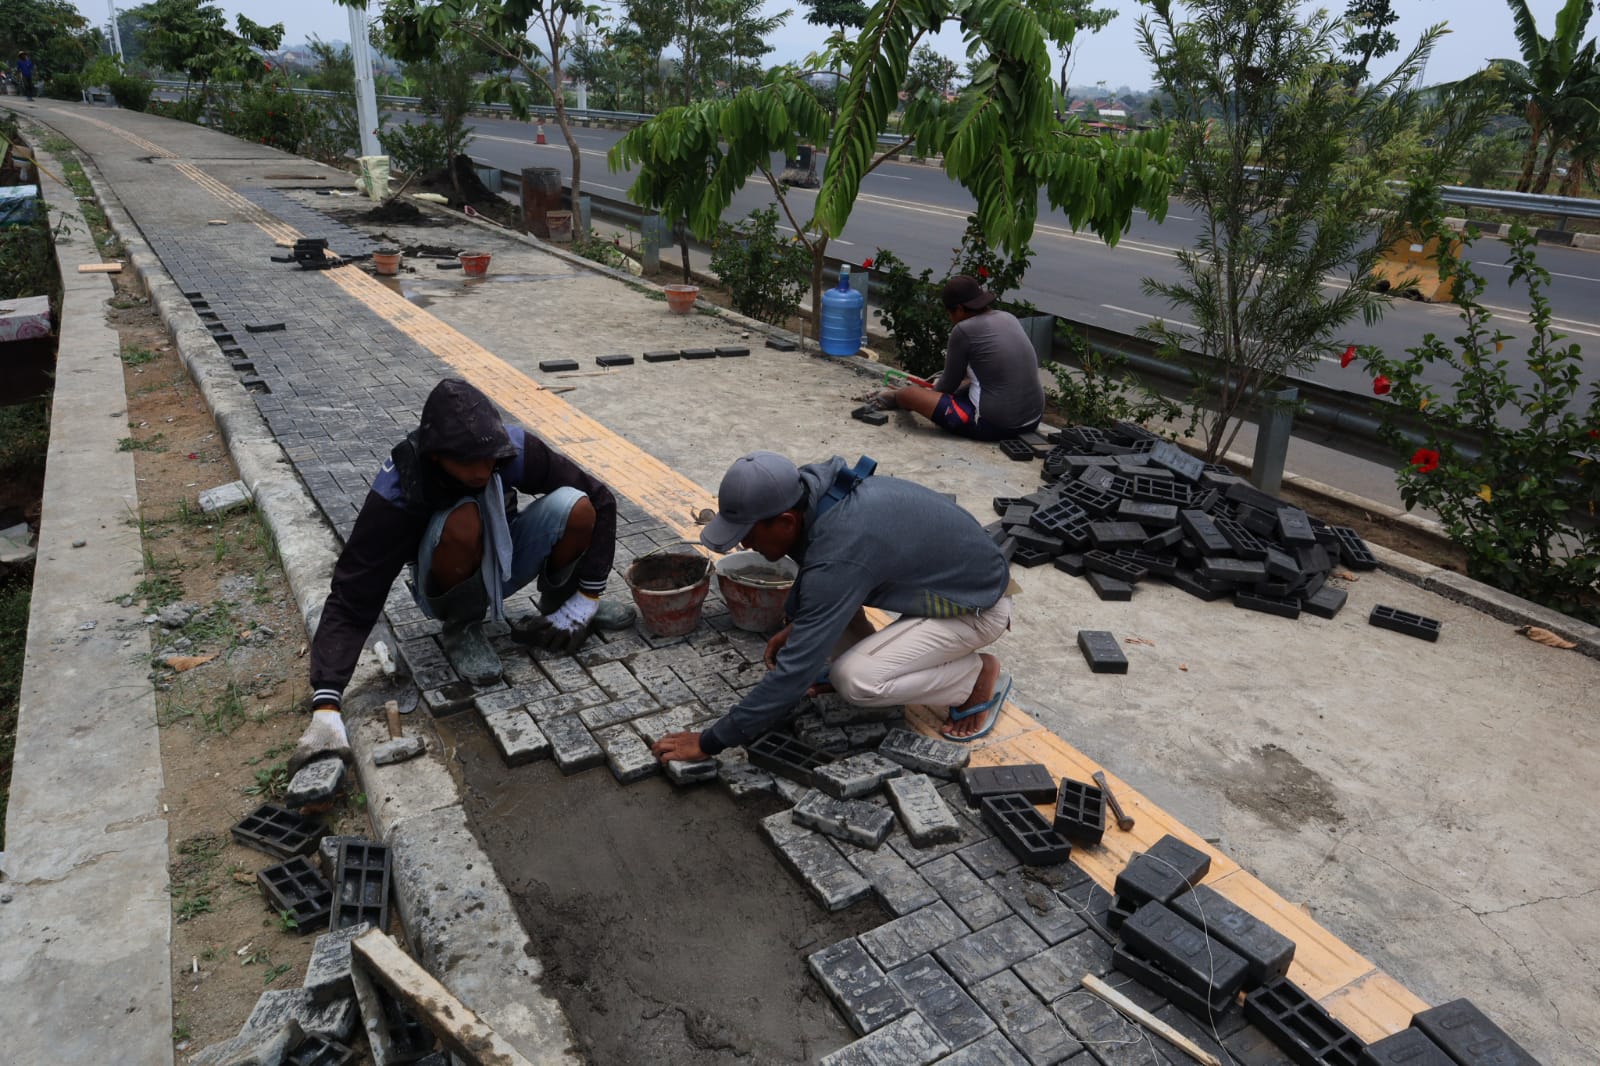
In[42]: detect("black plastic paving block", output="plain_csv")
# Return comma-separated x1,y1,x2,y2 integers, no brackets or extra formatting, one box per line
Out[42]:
1235,589,1302,619
1041,446,1076,480
1276,507,1316,545
232,803,326,860
1089,522,1148,550
1114,549,1178,579
1357,1028,1455,1066
1011,544,1054,568
1058,479,1122,517
1311,516,1340,547
1114,836,1210,907
1369,605,1441,642
1181,510,1234,556
1061,425,1111,447
1331,525,1379,570
1087,572,1134,601
1077,630,1128,674
997,537,1017,563
1225,480,1288,514
681,346,716,359
1147,440,1206,482
1167,884,1295,988
1111,943,1237,1021
748,730,834,787
979,793,1071,866
1192,488,1222,514
1303,586,1348,619
1169,568,1231,601
1000,504,1036,529
1264,547,1304,583
331,840,391,932
245,321,286,333
1106,894,1137,931
1052,778,1105,846
538,358,579,372
1011,527,1065,558
961,764,1059,804
1412,999,1539,1066
1295,543,1333,574
1148,833,1210,884
1053,553,1087,577
1084,549,1146,584
597,353,635,367
1243,978,1365,1066
257,856,333,932
643,349,681,362
1130,475,1193,507
999,439,1035,462
993,496,1026,516
851,406,889,425
284,1034,359,1066
766,337,798,351
1212,515,1270,560
1122,900,1250,1005
1200,557,1268,584
1238,504,1279,539
1143,527,1185,553
1118,499,1180,528
716,345,751,357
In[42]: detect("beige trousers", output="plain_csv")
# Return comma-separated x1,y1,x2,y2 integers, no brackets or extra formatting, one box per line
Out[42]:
829,597,1012,709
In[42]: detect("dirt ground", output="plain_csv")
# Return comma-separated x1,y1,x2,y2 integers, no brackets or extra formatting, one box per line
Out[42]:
104,279,376,1059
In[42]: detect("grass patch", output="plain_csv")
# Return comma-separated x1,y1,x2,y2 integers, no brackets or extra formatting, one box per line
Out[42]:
120,344,158,366
117,433,166,452
170,831,224,922
0,567,31,850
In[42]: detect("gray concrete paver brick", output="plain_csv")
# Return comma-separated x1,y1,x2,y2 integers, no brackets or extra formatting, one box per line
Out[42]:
933,916,1047,989
969,971,1082,1066
808,937,914,1036
820,1012,952,1066
919,855,1014,931
889,955,997,1052
859,902,972,971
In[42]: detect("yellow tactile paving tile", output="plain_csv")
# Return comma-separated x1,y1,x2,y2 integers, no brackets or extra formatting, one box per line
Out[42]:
160,155,1427,1040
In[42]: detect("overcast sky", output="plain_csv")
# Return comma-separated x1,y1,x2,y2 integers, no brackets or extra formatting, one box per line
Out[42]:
79,0,1564,92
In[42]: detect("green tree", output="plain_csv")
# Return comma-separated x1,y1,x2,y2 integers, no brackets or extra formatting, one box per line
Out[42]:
128,0,282,101
612,0,1176,322
1342,0,1400,83
1136,0,1464,462
379,53,479,192
1491,0,1600,193
902,44,959,100
801,0,868,40
617,0,675,109
304,39,362,159
0,0,93,80
376,0,599,203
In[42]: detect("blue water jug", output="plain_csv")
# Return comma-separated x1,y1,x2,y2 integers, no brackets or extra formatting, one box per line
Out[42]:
820,265,865,357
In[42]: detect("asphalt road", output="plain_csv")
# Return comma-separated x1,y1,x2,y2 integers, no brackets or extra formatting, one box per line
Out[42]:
455,115,1600,403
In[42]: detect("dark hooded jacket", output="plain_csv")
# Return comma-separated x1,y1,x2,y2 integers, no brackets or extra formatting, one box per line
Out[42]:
309,380,616,709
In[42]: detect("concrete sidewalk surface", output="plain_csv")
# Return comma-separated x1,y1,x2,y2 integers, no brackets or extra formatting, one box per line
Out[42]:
3,98,1596,1064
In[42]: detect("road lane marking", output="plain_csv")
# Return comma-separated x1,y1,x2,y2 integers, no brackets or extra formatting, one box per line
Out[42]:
1475,260,1599,284
1100,303,1197,331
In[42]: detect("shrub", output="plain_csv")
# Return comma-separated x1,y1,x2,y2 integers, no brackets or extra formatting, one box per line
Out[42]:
44,73,83,100
1357,222,1600,620
709,206,811,325
214,83,329,154
108,75,153,112
1045,329,1188,430
379,122,452,178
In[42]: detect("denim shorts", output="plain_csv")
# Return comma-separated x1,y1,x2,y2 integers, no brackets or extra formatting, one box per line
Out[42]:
414,485,585,618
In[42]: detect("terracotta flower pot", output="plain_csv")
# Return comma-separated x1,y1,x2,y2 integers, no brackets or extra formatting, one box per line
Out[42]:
664,284,699,315
372,249,402,276
459,252,492,277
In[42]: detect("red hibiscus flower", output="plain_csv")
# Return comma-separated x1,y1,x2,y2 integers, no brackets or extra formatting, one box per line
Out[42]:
1340,345,1356,368
862,257,873,269
977,266,989,278
1410,448,1439,473
1373,376,1391,395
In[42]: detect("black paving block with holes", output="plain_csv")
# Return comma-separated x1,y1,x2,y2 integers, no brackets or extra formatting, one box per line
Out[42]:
1106,894,1137,931
1057,479,1121,517
1169,568,1232,601
1303,585,1348,619
1168,884,1295,988
538,359,580,372
1192,488,1222,513
1130,475,1194,507
597,353,635,367
748,730,834,787
643,349,681,362
1331,525,1379,570
993,496,1027,516
1114,841,1208,908
1053,778,1105,846
1180,510,1234,555
1117,499,1180,528
1356,1028,1455,1066
331,840,391,932
257,856,333,932
681,346,716,359
1076,630,1128,674
1369,605,1442,642
1243,978,1366,1066
1213,515,1270,559
232,803,326,860
1238,504,1280,539
1410,998,1541,1066
1143,527,1185,553
284,1034,359,1066
1235,589,1302,619
1030,504,1092,549
1000,504,1036,529
1225,480,1289,514
766,336,798,351
998,439,1035,462
1295,543,1333,573
1276,507,1316,545
716,345,752,357
979,794,1071,866
1088,522,1148,550
997,537,1017,564
1010,545,1055,568
1053,553,1087,577
1060,425,1110,447
1010,527,1065,558
851,406,889,425
1146,440,1206,481
960,764,1058,805
1264,547,1303,583
1121,901,1251,1005
1084,550,1146,583
1114,548,1178,579
1311,516,1340,547
1199,557,1268,584
1087,572,1134,601
1112,943,1238,1021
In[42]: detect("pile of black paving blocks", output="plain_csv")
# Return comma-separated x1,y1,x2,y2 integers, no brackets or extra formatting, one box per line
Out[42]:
990,423,1387,622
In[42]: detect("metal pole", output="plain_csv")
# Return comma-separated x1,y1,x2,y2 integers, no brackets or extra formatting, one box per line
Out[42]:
1251,387,1299,496
347,5,383,160
108,0,124,60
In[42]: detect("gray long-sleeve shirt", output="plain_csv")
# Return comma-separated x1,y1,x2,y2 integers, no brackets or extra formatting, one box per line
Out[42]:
700,458,1010,753
933,309,1046,431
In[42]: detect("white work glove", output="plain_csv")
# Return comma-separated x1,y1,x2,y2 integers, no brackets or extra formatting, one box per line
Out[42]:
520,592,599,654
289,709,352,773
548,591,600,633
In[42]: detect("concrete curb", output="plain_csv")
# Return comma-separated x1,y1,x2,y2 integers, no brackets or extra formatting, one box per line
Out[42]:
61,132,582,1062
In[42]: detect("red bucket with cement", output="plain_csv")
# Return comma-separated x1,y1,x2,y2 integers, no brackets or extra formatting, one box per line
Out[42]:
625,549,711,637
714,551,796,633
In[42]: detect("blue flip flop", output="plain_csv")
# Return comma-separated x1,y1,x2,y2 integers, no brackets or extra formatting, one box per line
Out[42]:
947,672,1012,721
943,674,1012,743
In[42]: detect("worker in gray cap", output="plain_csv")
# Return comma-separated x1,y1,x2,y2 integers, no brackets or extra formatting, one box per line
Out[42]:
876,274,1045,440
650,451,1015,764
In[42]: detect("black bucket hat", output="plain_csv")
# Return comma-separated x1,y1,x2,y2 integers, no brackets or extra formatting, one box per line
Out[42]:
416,378,517,461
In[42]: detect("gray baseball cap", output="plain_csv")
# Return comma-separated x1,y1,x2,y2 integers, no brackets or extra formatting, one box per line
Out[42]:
701,451,805,553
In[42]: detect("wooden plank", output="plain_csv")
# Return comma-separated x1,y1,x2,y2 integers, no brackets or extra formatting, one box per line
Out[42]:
1206,870,1374,998
1322,971,1429,1043
76,263,122,274
350,929,536,1066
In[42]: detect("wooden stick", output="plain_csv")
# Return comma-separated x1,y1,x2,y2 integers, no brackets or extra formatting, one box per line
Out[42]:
1081,975,1221,1066
77,263,123,273
351,929,536,1066
384,699,402,740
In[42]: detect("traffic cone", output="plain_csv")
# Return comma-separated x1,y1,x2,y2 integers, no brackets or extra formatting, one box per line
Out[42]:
536,124,546,145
